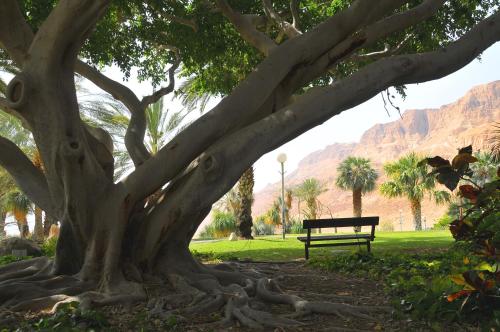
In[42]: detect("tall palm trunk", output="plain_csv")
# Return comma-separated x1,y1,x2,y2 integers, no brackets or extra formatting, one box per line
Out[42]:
237,167,254,239
353,188,362,232
14,212,29,239
33,206,44,242
410,199,422,231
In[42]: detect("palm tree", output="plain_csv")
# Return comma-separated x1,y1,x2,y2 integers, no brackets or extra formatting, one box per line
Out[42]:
264,199,281,227
470,151,499,186
237,167,254,239
380,153,450,230
294,178,327,232
336,157,378,231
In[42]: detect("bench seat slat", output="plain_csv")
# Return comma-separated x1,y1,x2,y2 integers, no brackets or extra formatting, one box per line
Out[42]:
297,234,372,242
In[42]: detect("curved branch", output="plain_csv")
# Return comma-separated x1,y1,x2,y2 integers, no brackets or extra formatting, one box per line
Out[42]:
215,0,277,56
284,0,445,94
290,0,301,31
262,0,302,38
75,61,143,112
28,0,110,68
140,52,181,107
0,135,56,217
0,0,34,66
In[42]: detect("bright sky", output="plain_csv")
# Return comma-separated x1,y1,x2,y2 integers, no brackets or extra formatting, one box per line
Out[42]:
4,42,500,236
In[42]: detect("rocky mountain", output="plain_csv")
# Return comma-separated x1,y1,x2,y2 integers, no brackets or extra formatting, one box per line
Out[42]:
253,81,500,230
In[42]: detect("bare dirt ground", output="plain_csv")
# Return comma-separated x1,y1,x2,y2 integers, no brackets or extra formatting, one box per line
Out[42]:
0,261,456,331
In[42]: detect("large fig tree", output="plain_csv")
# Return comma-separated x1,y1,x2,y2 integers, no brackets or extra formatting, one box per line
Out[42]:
0,0,499,328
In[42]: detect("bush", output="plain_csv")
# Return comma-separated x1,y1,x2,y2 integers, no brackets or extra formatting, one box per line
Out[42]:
378,220,394,232
309,247,496,328
253,216,274,236
288,217,306,234
0,255,32,266
199,210,236,239
432,214,453,230
41,237,58,257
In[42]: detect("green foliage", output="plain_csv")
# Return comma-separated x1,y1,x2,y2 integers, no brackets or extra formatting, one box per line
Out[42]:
198,210,236,239
294,178,327,219
288,217,307,234
253,216,274,236
41,237,58,257
0,255,32,266
29,301,109,331
309,248,497,327
381,152,450,203
335,156,378,193
424,146,500,324
432,214,454,230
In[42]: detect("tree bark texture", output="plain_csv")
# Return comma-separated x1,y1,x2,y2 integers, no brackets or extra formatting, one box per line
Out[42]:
0,0,499,327
237,167,254,239
353,188,362,232
0,211,6,238
410,199,422,231
33,206,44,242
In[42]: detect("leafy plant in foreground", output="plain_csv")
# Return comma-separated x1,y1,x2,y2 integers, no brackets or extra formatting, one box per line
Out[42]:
423,145,500,320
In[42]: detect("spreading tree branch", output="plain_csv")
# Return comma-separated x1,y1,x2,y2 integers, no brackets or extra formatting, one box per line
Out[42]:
147,9,500,237
0,135,56,217
0,0,33,66
290,0,301,31
262,0,302,38
123,0,410,202
215,0,277,56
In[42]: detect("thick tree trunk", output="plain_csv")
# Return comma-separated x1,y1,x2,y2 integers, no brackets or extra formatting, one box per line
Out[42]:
33,206,44,242
410,199,422,231
353,189,362,232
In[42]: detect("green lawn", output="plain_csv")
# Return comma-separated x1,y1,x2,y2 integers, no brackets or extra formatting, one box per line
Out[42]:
190,230,453,261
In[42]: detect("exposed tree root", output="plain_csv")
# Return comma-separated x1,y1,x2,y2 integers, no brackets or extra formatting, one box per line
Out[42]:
0,257,390,329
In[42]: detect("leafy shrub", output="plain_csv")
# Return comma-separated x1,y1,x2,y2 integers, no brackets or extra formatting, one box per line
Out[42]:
0,255,31,266
309,247,495,327
41,237,58,257
432,214,453,230
288,217,306,234
253,216,274,236
423,146,500,325
199,210,236,239
378,220,394,232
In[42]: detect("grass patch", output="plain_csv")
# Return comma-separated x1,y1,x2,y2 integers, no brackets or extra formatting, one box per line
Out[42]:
190,230,453,261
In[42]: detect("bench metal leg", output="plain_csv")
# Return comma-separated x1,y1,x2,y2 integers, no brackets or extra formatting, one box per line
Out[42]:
305,245,309,260
367,240,371,252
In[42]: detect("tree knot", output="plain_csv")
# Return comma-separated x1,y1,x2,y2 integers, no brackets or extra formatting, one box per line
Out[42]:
6,74,31,109
200,153,223,181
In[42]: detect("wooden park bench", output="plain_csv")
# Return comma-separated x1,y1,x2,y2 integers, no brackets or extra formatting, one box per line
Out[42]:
297,217,379,259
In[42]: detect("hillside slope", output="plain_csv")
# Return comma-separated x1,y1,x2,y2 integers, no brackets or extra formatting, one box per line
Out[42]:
253,80,500,229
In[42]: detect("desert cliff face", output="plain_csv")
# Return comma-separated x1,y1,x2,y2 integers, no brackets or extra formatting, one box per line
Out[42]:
253,81,500,230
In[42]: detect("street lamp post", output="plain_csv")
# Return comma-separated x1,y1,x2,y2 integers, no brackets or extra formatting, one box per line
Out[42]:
277,153,287,240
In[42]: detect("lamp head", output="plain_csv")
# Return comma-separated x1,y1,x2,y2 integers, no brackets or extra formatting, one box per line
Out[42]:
277,153,287,163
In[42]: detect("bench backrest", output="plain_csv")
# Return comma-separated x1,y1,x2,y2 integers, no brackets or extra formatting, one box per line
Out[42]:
302,217,379,229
